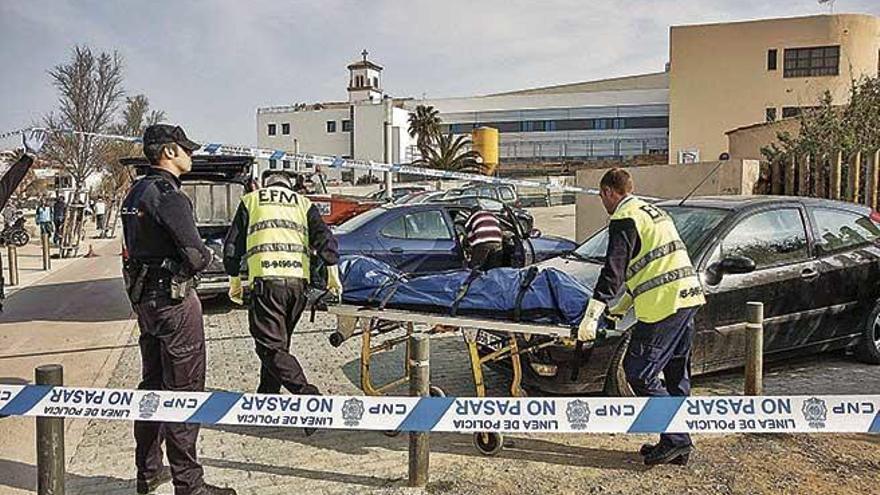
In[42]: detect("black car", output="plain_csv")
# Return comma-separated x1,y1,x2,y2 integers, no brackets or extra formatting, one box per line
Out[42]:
480,196,880,395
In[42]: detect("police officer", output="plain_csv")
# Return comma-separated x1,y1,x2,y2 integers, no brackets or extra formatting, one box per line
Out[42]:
223,171,340,423
577,168,705,466
122,124,235,495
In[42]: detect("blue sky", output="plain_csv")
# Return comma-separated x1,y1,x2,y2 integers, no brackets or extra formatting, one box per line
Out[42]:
1,0,877,146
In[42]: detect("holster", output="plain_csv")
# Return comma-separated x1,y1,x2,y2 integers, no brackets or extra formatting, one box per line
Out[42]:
123,260,148,304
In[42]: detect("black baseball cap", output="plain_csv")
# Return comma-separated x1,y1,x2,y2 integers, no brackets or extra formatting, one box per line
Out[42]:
142,124,200,152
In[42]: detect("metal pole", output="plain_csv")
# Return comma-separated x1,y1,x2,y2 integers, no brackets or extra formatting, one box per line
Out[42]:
36,364,65,495
42,234,52,270
744,302,764,396
7,245,18,286
383,98,394,200
408,334,429,487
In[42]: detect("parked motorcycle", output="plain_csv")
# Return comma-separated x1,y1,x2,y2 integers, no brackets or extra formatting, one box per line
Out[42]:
0,214,30,247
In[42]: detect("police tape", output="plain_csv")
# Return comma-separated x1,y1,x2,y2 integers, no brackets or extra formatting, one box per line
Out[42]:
2,385,879,434
2,126,607,196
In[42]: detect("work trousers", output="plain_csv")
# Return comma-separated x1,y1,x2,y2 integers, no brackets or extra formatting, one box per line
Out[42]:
468,241,503,270
133,290,206,495
249,277,318,395
624,306,699,448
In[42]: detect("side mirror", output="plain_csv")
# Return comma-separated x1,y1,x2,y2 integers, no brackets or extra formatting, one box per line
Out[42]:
705,255,756,286
529,228,542,239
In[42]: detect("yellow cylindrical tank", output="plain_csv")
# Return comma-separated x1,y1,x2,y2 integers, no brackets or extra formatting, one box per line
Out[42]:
471,126,499,175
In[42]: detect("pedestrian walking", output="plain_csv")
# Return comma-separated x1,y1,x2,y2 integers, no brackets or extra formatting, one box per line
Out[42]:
36,198,53,237
52,195,66,245
121,124,235,495
577,168,705,466
223,170,341,434
94,197,107,233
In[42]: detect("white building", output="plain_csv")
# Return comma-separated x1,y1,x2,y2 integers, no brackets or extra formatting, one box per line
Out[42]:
256,51,415,180
256,53,670,180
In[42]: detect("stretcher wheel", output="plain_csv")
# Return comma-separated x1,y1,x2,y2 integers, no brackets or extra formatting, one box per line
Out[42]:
473,432,503,456
429,386,445,397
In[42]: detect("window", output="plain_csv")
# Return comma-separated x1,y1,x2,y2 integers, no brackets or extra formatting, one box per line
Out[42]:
268,159,277,169
450,123,476,134
782,107,801,118
281,123,290,135
342,120,352,132
267,123,276,136
720,209,808,268
499,187,515,201
783,45,839,78
381,211,451,240
522,121,547,132
767,49,777,71
766,107,777,122
326,121,337,133
355,75,364,87
810,207,880,254
282,160,291,169
621,116,668,129
372,77,379,87
554,119,593,131
485,121,520,133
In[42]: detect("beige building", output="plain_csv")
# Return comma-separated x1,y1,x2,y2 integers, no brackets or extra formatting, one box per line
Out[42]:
669,13,880,164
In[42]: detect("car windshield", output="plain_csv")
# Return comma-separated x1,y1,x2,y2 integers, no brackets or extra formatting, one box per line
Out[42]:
334,207,387,233
571,205,729,262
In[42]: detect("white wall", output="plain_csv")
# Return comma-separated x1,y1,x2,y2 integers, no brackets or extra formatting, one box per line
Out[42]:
257,107,351,156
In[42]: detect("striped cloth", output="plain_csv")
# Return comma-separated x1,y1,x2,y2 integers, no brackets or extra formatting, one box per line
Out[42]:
465,210,503,247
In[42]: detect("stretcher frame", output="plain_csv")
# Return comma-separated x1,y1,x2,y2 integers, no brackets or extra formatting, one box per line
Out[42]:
328,305,572,398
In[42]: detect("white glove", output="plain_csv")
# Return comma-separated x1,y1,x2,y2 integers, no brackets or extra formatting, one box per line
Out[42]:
326,265,343,298
23,129,47,155
576,299,606,341
228,276,243,305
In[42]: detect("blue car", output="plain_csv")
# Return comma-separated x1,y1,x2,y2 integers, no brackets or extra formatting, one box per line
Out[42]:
333,202,576,273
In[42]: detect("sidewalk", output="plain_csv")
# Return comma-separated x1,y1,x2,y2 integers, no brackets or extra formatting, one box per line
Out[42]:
0,226,135,495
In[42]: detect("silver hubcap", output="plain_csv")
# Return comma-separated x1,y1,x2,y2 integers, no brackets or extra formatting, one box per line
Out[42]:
873,313,880,350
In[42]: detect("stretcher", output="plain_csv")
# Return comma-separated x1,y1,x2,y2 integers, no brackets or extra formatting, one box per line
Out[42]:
327,304,575,455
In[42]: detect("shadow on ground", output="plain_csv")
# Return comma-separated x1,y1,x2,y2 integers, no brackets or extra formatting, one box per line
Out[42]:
0,277,131,324
205,425,646,473
0,458,132,493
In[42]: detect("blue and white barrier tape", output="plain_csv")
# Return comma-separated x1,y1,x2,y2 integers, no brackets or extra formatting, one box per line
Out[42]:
2,385,879,434
2,127,607,196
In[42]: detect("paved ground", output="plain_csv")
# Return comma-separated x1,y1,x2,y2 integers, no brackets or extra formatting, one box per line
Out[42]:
0,228,132,495
57,301,880,495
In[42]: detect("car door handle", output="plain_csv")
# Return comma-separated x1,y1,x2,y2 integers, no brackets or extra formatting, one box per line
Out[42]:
801,268,819,280
390,247,404,254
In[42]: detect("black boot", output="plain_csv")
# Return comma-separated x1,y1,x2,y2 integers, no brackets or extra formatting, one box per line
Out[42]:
198,483,237,495
644,442,692,466
136,466,172,494
300,384,322,437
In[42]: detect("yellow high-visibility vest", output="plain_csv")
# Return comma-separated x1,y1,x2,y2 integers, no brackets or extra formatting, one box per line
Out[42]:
611,196,705,323
241,186,311,279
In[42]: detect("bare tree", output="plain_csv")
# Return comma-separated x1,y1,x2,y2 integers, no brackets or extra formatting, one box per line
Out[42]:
98,95,166,200
42,46,125,191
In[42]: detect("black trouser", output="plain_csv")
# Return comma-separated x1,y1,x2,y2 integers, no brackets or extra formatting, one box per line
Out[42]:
468,241,503,270
133,290,206,495
53,218,64,243
249,277,317,395
624,306,699,448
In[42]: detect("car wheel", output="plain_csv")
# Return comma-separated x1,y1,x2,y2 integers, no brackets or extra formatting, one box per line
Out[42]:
603,331,635,397
856,301,880,365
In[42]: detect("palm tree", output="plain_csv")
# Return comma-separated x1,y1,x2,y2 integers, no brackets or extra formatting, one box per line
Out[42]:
415,132,484,173
407,105,441,160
